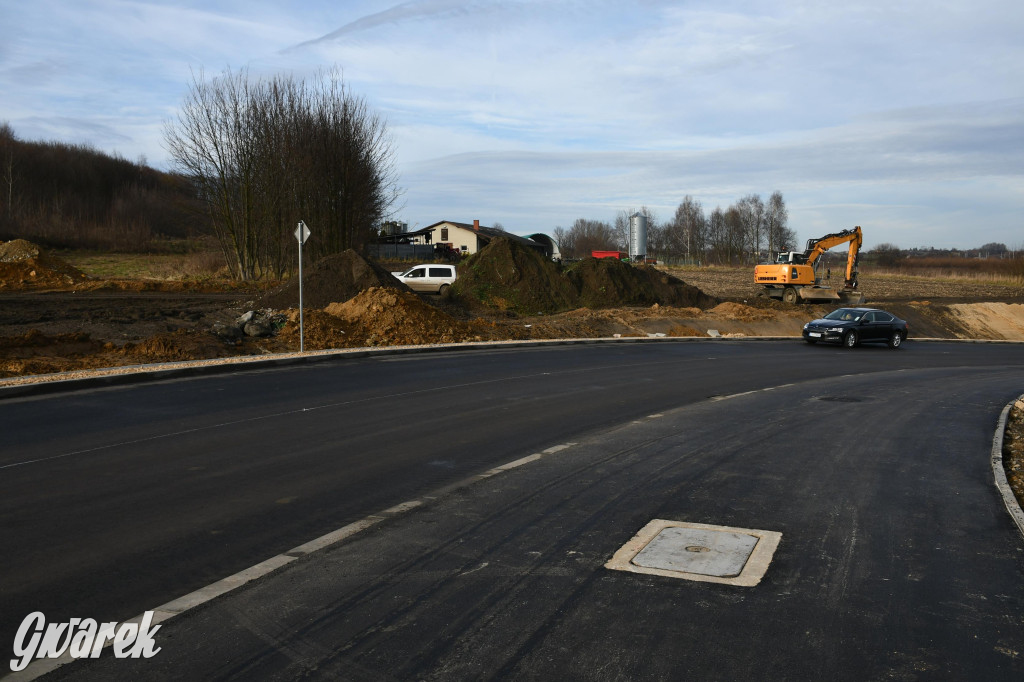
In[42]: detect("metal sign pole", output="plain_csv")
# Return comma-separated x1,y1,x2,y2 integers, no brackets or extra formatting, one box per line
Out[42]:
294,221,311,353
298,235,304,353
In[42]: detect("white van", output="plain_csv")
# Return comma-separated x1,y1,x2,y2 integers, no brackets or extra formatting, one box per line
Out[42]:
391,264,457,294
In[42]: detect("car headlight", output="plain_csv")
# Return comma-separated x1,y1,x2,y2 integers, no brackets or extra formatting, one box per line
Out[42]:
828,327,844,333
803,323,809,329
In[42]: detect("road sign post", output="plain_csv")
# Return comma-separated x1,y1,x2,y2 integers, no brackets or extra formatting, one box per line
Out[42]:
294,221,311,352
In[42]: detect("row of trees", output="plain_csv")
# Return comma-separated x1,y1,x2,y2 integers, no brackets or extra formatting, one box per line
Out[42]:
165,68,401,280
0,123,204,251
553,192,796,264
871,242,1019,266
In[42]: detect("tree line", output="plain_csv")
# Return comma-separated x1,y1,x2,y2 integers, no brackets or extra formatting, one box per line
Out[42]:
0,123,205,251
552,192,796,264
1,67,401,280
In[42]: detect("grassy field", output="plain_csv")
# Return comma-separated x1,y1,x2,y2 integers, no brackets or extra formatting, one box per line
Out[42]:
60,250,229,280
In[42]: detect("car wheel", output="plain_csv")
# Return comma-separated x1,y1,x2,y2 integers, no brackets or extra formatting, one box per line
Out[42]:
888,331,903,349
843,330,858,348
782,287,798,304
438,284,450,297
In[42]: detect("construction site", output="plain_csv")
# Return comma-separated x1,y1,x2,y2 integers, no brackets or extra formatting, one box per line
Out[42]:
1,235,1023,381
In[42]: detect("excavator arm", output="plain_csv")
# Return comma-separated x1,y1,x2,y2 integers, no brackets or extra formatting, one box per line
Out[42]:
804,226,862,288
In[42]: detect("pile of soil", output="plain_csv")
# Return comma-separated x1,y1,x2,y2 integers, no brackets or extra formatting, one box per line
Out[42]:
259,249,409,310
667,325,705,337
568,258,718,309
452,238,718,314
0,239,91,290
276,287,486,350
451,238,578,314
709,302,780,321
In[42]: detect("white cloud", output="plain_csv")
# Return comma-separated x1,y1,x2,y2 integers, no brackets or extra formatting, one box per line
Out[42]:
1,0,1022,248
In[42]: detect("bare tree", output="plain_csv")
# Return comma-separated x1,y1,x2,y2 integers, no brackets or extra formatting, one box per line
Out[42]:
735,194,765,264
764,191,793,258
666,196,706,264
706,206,727,264
724,206,746,265
560,218,617,258
613,210,633,251
0,124,14,221
164,67,400,280
552,225,571,257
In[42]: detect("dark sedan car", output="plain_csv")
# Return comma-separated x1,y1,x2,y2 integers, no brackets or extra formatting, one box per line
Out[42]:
803,307,909,348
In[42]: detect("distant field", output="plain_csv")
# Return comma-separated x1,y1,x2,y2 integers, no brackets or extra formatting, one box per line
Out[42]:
61,250,228,280
659,264,1024,303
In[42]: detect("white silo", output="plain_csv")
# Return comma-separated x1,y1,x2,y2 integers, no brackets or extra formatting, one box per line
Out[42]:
629,213,647,262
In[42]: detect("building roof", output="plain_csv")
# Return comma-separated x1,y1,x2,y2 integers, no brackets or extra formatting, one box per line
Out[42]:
424,220,543,250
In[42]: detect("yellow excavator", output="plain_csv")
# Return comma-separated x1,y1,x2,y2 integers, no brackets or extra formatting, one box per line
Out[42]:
754,226,865,304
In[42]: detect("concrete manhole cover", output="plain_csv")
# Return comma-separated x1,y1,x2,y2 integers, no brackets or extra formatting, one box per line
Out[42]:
606,520,782,587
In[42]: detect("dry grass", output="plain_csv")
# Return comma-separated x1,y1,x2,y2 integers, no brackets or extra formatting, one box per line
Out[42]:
61,250,229,281
869,256,1024,287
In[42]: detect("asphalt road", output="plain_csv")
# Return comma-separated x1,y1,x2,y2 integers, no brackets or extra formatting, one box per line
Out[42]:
2,340,1023,679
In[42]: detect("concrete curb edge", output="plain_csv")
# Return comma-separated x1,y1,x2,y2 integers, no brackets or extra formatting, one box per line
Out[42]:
992,394,1024,541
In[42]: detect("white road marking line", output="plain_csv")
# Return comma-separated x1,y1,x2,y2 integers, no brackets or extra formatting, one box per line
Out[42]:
9,441,582,680
286,517,384,557
381,500,423,514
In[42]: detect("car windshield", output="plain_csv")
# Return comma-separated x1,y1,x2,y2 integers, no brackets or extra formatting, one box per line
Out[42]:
823,309,863,322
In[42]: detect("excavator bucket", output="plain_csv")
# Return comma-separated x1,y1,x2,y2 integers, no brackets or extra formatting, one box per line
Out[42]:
797,287,840,302
838,289,865,305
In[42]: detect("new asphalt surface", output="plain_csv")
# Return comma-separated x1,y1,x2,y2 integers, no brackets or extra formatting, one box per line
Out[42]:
2,340,1023,679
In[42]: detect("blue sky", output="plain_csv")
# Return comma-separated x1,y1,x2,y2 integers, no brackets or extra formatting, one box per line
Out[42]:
2,0,1022,250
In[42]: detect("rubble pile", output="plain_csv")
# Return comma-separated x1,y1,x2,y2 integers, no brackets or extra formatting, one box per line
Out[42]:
0,239,91,289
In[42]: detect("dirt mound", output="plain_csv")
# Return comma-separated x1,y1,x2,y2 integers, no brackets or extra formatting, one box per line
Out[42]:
276,287,486,350
709,302,778,321
946,303,1024,340
259,249,409,310
451,238,578,314
569,258,718,309
667,325,705,337
0,239,91,290
452,239,717,314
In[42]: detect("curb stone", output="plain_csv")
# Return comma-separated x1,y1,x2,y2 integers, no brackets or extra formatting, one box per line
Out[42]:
992,394,1024,540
